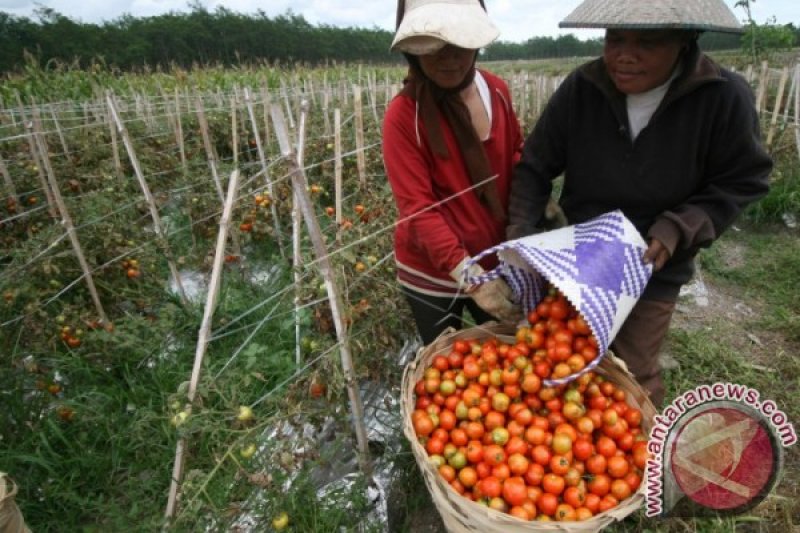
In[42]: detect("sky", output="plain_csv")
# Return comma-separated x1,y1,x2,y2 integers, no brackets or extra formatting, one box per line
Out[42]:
1,0,798,43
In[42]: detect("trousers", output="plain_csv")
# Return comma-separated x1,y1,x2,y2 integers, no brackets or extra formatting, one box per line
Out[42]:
401,286,496,345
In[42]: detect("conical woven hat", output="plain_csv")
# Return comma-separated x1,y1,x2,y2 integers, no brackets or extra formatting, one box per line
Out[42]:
559,0,743,33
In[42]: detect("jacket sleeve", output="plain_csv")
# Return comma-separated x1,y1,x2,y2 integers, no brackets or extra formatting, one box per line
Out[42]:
506,75,571,240
647,74,772,256
382,98,469,273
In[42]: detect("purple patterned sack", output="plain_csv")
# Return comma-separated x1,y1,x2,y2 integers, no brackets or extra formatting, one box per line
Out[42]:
462,210,653,386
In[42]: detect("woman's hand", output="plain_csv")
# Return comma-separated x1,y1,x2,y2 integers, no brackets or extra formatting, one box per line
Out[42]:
643,238,671,271
467,279,522,324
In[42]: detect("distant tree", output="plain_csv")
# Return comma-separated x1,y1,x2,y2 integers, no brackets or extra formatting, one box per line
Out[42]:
735,0,794,61
743,19,795,60
0,8,396,73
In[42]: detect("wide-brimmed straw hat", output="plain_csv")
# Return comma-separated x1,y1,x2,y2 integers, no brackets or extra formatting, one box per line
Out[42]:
559,0,743,33
391,0,500,55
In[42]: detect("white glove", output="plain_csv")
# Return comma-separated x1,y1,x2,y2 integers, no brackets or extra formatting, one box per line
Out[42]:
449,257,522,324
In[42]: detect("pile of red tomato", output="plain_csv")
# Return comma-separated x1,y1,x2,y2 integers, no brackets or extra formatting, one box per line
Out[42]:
410,291,649,522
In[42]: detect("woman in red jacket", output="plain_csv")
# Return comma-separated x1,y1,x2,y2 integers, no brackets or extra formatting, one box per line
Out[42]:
383,0,524,344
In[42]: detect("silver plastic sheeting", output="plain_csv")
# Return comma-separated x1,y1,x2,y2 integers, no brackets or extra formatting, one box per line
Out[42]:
226,338,421,532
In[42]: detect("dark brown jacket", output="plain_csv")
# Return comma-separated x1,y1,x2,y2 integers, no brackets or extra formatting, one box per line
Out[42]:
507,44,772,301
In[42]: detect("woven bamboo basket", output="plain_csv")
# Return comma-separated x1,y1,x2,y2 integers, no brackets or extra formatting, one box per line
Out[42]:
401,323,658,532
0,473,31,533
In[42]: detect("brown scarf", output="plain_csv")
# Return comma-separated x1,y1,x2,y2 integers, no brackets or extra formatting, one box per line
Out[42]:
395,1,505,222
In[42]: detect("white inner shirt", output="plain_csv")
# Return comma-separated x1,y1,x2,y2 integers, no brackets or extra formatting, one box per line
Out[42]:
474,70,492,140
626,67,680,141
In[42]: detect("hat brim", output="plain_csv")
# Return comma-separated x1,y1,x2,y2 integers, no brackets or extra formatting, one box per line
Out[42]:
558,0,743,34
391,3,500,54
558,21,744,34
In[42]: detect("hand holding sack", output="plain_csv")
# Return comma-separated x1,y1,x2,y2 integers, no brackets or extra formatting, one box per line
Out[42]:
449,257,522,324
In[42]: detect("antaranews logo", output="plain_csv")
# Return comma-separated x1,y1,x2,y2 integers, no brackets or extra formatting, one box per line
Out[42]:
646,382,796,517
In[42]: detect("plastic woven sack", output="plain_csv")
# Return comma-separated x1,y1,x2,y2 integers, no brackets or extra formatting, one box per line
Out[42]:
462,210,653,385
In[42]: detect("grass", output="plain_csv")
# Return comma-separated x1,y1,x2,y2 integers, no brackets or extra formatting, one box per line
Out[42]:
606,221,800,531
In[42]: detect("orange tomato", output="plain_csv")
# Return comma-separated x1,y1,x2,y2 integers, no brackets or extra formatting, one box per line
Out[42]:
524,462,544,486
610,478,632,501
607,455,630,479
502,477,528,507
588,473,611,497
458,466,478,488
537,492,558,516
542,473,565,496
479,476,502,498
508,453,530,476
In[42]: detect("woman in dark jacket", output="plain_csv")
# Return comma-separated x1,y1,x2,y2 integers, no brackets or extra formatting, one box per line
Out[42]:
507,0,773,406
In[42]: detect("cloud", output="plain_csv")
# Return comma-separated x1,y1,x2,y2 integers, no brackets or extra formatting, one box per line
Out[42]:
2,0,796,43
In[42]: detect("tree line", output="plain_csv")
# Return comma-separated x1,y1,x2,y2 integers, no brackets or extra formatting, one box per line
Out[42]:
1,5,797,74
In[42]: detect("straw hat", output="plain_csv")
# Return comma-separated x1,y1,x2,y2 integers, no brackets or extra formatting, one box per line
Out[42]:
559,0,743,33
391,0,500,55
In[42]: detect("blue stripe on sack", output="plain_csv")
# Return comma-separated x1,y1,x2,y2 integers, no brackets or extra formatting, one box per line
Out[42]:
575,212,625,243
505,262,545,312
523,247,579,283
579,285,618,354
622,244,652,297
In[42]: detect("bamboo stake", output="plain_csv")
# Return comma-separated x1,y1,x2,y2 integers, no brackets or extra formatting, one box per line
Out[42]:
292,99,308,365
322,89,331,137
766,66,789,149
334,109,343,227
260,85,272,152
230,95,239,168
195,95,242,259
794,65,800,162
107,95,189,307
783,66,796,123
352,85,366,188
134,94,144,123
13,90,25,121
271,100,372,477
49,104,69,156
31,110,109,325
145,96,156,132
755,60,769,114
367,72,379,127
280,78,296,130
174,88,187,173
106,92,123,176
307,77,317,107
0,155,21,212
521,74,529,126
194,95,225,201
244,87,285,256
165,169,241,520
21,118,58,219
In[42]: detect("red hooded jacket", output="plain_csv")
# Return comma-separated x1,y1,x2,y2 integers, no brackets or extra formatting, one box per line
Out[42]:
383,69,523,296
